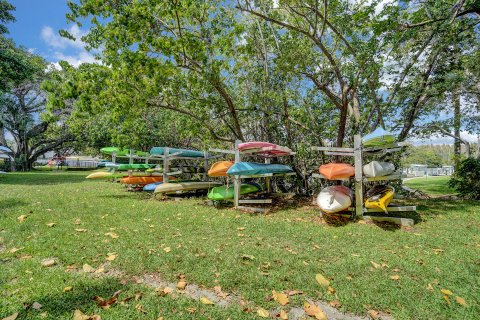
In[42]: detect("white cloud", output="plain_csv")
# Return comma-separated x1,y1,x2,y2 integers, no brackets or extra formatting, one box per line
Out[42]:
41,24,98,68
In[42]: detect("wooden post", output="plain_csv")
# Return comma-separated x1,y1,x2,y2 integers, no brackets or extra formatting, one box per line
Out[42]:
353,135,363,219
233,140,241,207
129,149,134,165
265,157,271,193
163,147,170,183
112,153,116,164
203,151,208,181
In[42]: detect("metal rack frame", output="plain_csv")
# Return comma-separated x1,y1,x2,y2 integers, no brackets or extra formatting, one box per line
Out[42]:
311,135,416,226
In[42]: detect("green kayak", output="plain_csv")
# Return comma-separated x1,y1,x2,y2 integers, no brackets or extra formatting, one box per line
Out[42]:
208,182,262,200
100,147,148,157
116,164,155,171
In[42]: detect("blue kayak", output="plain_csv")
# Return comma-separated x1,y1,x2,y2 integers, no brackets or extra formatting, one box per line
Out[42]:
362,128,395,147
143,182,163,192
150,147,205,158
226,162,294,176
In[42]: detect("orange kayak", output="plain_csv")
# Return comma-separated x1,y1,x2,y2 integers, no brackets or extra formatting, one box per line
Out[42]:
208,161,234,177
120,176,164,186
319,163,355,180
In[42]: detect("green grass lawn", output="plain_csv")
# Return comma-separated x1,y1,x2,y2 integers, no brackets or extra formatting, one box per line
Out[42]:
404,176,456,196
1,172,479,319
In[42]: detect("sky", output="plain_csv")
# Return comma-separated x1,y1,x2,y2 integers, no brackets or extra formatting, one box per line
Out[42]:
6,0,95,67
4,0,478,146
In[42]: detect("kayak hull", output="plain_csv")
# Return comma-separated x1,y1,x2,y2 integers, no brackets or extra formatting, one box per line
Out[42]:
319,163,355,180
154,181,222,194
226,162,293,176
363,161,395,178
208,161,234,177
121,176,164,186
207,182,262,200
365,186,395,212
238,142,292,157
317,186,352,213
362,128,395,147
150,147,205,158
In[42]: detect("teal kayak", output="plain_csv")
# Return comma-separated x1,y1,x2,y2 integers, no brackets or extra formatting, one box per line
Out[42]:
208,182,263,200
226,162,293,176
362,128,395,147
150,147,204,158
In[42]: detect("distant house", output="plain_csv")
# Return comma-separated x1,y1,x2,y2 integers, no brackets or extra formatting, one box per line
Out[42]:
407,164,454,177
408,164,427,177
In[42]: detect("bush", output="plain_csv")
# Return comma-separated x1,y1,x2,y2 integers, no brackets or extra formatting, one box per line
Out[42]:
448,158,480,199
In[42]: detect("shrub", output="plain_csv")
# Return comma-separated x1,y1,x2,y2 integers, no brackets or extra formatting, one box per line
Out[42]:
448,158,480,199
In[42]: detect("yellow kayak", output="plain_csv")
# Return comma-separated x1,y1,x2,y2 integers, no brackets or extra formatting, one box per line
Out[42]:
365,185,395,212
86,172,113,179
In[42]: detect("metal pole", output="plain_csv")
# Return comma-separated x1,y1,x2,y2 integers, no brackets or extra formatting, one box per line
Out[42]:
233,140,241,207
353,135,363,219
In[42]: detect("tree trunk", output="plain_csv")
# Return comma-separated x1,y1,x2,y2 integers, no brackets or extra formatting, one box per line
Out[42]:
453,92,461,168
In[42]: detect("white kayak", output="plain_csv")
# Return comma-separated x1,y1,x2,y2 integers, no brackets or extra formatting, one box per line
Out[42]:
363,161,395,178
317,185,352,213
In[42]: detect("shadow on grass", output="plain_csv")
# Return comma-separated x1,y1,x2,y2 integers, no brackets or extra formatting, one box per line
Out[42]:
12,278,125,320
0,172,86,186
0,198,29,211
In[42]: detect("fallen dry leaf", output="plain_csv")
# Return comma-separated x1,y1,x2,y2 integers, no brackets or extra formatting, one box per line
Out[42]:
272,290,289,306
241,254,255,260
370,261,381,269
287,290,303,296
95,290,121,309
94,267,105,274
278,309,288,319
304,301,327,320
135,304,146,313
327,286,336,295
367,309,379,320
104,232,118,239
200,297,214,305
163,247,171,253
455,296,467,306
41,259,56,267
17,215,28,223
426,283,434,291
257,308,270,318
82,264,95,273
441,289,453,296
329,299,341,308
75,229,87,233
2,313,18,320
390,274,400,281
106,254,116,261
9,247,23,253
73,309,101,320
63,286,73,292
315,274,330,287
46,223,56,227
187,307,197,314
176,280,187,290
74,219,81,225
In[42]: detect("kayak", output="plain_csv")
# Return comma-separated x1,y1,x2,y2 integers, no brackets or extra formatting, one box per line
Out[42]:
238,142,292,157
226,162,293,176
238,141,276,150
207,182,263,200
86,172,114,179
100,147,148,157
154,181,222,194
365,185,395,212
150,147,205,158
362,128,395,147
143,181,163,192
116,164,155,171
363,161,395,178
317,185,352,213
319,163,355,180
208,161,234,177
121,176,164,186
